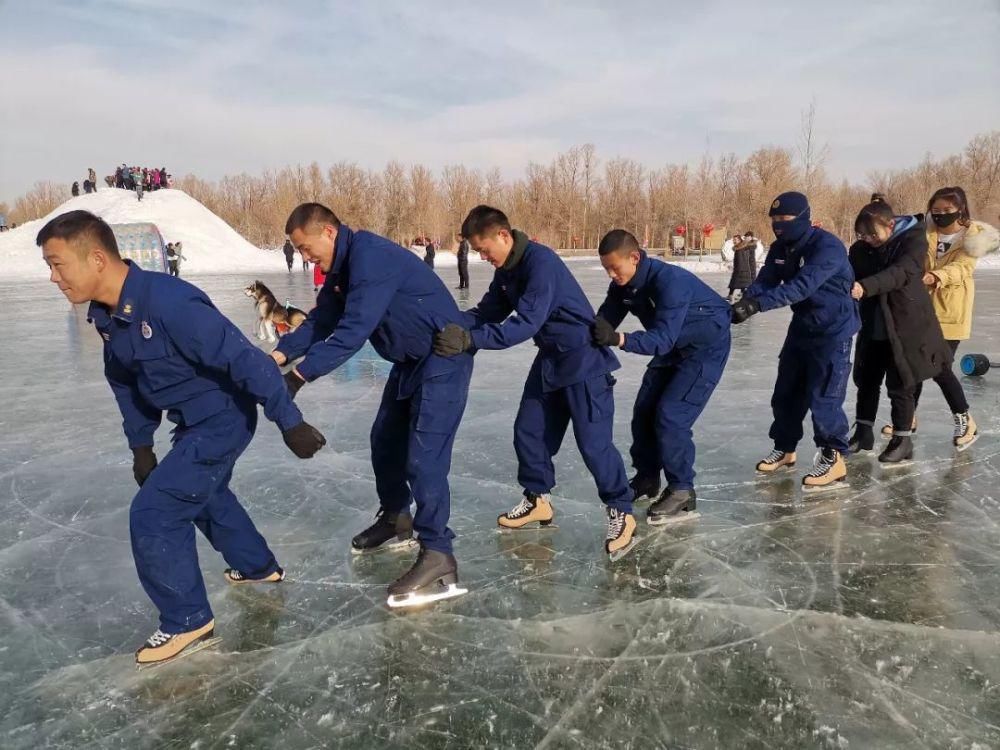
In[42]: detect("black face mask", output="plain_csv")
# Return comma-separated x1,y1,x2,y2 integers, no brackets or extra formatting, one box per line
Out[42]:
931,212,961,229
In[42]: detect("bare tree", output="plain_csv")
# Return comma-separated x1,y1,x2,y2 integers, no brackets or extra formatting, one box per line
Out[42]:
798,98,830,194
382,161,410,245
10,181,69,225
8,130,998,249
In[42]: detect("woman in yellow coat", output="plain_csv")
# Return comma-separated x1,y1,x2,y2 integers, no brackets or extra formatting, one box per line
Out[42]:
885,186,999,448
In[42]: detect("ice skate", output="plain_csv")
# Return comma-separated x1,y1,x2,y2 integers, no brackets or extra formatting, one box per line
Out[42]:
756,449,796,474
351,510,418,555
135,620,220,668
878,435,913,467
605,507,638,561
801,448,848,493
953,411,979,451
629,473,661,503
848,423,875,454
882,417,917,438
497,491,555,530
386,547,467,608
647,489,700,526
224,566,285,584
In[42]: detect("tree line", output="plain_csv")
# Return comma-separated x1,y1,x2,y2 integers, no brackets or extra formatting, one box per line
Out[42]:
4,129,998,251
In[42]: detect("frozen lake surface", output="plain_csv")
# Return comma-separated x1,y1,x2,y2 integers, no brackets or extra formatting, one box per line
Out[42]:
2,259,1000,748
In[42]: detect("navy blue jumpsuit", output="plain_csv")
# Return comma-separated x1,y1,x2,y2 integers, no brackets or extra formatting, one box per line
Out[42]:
597,252,731,490
90,262,303,634
275,226,473,555
464,233,632,512
743,227,860,453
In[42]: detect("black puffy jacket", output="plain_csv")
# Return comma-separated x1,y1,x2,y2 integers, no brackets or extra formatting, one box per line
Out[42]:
850,216,952,387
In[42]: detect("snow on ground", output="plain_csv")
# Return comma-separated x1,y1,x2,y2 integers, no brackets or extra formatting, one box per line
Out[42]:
0,188,284,280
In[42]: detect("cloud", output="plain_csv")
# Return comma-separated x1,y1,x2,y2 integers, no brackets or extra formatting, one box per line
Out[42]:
1,0,998,201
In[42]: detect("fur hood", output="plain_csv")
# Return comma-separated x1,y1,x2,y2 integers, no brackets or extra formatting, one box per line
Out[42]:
962,220,1000,258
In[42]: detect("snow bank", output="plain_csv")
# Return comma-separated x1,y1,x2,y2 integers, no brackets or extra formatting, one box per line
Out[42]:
405,248,485,267
0,188,283,280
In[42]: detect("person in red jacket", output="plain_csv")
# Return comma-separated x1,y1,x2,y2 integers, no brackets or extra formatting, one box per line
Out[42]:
313,261,326,292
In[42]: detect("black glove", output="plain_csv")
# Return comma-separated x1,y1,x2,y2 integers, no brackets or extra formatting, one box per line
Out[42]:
132,445,158,487
284,369,305,400
434,324,472,357
282,421,327,459
731,297,761,324
591,316,620,347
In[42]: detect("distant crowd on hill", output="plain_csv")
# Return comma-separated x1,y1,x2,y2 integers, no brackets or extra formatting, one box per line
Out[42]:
71,165,174,202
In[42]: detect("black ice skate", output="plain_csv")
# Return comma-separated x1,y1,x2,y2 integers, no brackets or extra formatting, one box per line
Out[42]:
351,510,418,556
386,547,468,609
647,489,700,526
848,423,875,454
605,507,638,561
629,473,661,503
878,435,913,466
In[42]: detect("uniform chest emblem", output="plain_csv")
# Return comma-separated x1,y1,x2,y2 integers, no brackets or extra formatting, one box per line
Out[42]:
141,321,153,339
775,259,785,265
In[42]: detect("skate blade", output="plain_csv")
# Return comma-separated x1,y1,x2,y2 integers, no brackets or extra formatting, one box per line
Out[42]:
756,465,796,477
350,538,419,556
607,537,639,562
496,522,558,532
878,459,914,469
801,479,850,494
387,583,468,609
135,637,222,670
632,492,658,505
955,433,980,452
647,510,701,527
225,577,283,585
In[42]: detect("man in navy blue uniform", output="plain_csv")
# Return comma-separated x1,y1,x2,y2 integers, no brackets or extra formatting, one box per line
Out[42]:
592,230,731,524
731,191,860,491
38,210,326,667
274,203,473,607
433,206,637,561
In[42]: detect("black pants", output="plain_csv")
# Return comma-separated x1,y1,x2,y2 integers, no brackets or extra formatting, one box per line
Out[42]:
458,261,469,289
168,260,179,277
286,258,293,271
853,338,915,432
914,340,968,414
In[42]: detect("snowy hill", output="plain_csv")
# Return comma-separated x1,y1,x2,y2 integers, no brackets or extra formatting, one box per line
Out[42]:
0,188,283,279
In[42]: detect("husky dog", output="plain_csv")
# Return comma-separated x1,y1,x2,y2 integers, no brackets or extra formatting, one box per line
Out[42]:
244,281,307,342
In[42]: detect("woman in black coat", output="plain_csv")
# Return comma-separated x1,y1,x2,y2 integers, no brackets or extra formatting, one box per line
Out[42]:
727,236,757,302
848,201,952,463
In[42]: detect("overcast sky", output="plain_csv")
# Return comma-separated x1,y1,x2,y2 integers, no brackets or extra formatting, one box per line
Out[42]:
2,0,999,203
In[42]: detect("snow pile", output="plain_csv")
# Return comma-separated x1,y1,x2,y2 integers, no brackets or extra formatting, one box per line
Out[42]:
0,188,283,280
405,247,485,267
